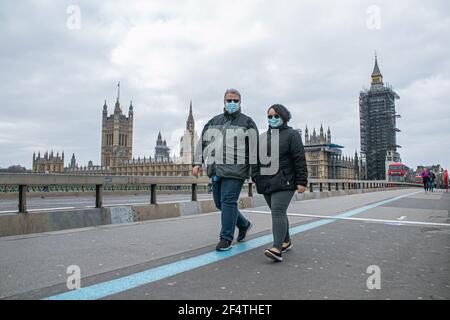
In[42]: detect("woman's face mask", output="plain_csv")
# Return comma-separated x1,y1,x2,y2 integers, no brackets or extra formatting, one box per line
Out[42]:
268,114,283,128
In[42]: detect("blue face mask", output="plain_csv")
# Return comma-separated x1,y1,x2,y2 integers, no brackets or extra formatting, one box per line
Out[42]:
268,116,283,128
225,102,240,113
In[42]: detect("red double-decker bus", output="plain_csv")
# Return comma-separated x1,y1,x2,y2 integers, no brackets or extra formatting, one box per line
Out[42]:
388,163,408,182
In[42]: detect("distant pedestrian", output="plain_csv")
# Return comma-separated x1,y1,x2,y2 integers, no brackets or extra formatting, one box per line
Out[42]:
421,168,430,193
429,171,436,192
254,104,308,262
444,169,448,193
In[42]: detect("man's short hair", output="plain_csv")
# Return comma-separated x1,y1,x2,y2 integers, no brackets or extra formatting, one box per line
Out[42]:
224,88,241,101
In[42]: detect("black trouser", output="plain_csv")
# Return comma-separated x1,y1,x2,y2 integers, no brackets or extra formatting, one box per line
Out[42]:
423,178,429,191
263,190,295,251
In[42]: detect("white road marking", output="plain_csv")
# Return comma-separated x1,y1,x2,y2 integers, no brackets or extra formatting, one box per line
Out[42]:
397,216,407,220
2,198,211,213
242,210,450,228
0,207,76,214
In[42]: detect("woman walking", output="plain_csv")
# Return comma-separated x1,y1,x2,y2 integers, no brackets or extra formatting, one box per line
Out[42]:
421,168,430,193
254,104,308,262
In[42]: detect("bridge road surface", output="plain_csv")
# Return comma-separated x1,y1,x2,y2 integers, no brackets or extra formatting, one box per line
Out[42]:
1,189,449,300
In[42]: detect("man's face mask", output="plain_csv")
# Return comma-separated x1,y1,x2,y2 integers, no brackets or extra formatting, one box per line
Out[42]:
225,98,240,113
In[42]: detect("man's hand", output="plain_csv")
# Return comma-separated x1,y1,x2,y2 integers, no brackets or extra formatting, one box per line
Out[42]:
297,185,306,193
192,166,202,177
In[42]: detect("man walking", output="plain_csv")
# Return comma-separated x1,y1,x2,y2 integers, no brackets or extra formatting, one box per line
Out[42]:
193,88,258,251
429,171,436,192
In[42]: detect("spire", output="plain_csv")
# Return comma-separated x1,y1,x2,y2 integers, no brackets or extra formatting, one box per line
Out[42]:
372,54,381,76
371,53,383,84
102,100,108,118
117,81,120,102
129,100,133,117
114,82,122,114
186,99,194,132
156,131,163,146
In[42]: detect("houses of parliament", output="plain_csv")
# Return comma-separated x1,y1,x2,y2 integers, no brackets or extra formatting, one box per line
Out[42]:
33,84,199,176
33,85,360,179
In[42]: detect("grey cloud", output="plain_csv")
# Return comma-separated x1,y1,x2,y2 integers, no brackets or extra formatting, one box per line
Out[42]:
0,0,449,170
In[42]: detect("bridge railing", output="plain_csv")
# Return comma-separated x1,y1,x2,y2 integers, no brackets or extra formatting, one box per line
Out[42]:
0,173,421,213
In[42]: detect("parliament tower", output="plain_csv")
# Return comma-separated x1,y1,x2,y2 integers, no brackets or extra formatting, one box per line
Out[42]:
101,83,134,167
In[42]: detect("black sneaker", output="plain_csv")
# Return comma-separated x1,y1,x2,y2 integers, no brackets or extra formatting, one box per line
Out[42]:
264,248,283,262
216,239,232,251
237,221,253,242
282,241,292,253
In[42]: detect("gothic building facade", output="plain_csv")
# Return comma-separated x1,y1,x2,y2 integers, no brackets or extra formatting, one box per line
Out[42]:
302,125,360,180
154,132,171,163
359,55,401,180
66,153,110,175
32,151,65,173
43,90,202,177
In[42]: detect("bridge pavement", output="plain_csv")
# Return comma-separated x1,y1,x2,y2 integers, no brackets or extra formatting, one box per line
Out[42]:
1,188,449,300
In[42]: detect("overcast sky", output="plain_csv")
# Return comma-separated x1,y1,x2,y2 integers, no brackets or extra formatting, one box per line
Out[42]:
0,0,449,171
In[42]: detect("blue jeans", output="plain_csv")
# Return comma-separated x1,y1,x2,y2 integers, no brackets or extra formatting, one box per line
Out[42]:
429,180,435,192
212,177,249,242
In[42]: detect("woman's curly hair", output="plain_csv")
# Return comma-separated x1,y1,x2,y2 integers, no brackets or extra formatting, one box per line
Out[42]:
268,104,291,123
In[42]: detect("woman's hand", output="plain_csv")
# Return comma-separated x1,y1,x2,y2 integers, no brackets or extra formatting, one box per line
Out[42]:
297,185,306,193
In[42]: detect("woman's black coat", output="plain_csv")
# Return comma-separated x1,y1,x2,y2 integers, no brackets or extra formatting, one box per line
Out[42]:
254,123,308,195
